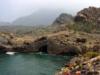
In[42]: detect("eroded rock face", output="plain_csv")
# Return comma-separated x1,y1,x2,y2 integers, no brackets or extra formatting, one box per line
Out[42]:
47,31,100,55
47,34,81,55
75,7,100,23
11,36,36,52
0,32,36,53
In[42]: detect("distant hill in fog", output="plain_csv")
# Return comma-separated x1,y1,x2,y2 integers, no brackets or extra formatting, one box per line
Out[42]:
12,9,64,26
0,22,11,26
0,9,73,26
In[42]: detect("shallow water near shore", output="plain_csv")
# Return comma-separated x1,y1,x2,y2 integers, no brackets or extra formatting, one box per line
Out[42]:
0,53,71,75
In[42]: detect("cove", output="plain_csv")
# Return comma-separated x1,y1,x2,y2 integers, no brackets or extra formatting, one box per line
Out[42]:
0,53,71,75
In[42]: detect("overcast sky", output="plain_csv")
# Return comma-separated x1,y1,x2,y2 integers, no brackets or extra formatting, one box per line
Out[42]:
0,0,100,22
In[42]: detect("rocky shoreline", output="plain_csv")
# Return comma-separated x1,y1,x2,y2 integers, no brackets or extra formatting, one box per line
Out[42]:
55,55,100,75
0,30,100,55
0,31,99,75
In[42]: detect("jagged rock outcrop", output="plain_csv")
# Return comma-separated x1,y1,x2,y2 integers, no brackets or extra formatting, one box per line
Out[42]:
75,7,100,23
53,13,73,25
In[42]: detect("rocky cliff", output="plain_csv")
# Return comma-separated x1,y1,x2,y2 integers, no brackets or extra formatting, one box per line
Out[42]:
75,7,100,24
0,31,99,55
47,31,100,55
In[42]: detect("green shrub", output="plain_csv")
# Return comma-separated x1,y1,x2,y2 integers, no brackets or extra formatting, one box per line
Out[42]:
83,51,99,59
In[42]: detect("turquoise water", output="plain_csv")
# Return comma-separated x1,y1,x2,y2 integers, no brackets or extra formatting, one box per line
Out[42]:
0,53,70,75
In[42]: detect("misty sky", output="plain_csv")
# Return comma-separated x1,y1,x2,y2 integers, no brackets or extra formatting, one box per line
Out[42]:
0,0,100,22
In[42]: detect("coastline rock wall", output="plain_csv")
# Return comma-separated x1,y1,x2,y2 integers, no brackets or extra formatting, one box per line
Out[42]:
0,31,100,54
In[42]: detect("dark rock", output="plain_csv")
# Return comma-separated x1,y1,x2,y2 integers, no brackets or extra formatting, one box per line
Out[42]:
87,71,99,75
0,44,12,53
13,45,36,52
76,38,87,43
92,45,100,52
0,45,7,53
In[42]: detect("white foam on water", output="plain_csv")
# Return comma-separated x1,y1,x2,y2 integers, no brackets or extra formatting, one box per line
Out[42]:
6,52,16,55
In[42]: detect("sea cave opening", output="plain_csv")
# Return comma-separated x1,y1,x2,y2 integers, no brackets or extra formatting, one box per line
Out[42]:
39,45,48,53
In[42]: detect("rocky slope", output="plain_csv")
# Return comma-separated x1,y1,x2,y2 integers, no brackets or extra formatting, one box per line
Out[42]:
12,9,63,25
53,13,73,25
75,7,100,23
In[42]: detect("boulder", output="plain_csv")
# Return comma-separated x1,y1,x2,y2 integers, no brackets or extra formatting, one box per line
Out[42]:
87,71,99,75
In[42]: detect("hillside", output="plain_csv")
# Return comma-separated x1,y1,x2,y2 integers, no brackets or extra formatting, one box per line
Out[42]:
12,9,63,26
